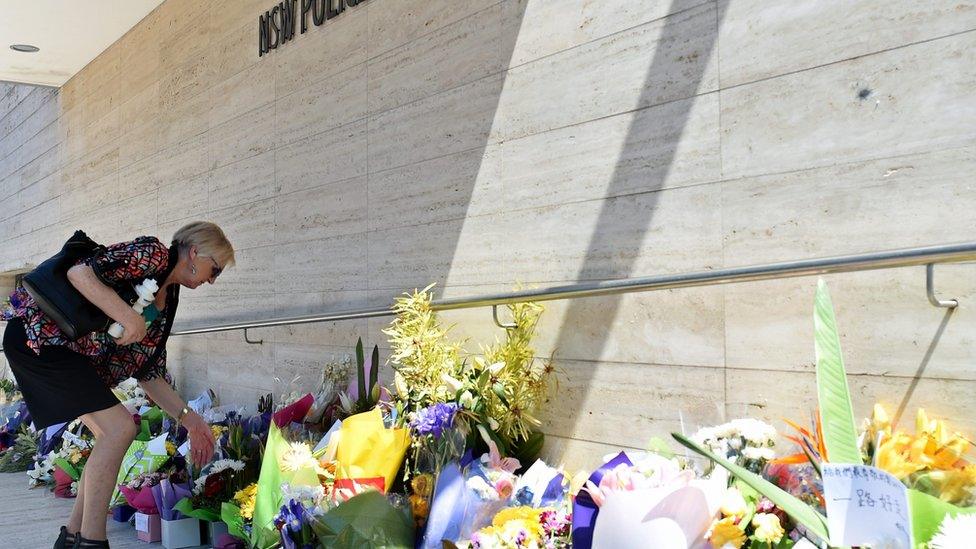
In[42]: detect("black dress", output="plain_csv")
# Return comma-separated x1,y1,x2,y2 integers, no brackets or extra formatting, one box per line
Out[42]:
3,318,119,428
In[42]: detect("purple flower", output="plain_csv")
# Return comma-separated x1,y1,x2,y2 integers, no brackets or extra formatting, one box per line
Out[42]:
410,403,459,439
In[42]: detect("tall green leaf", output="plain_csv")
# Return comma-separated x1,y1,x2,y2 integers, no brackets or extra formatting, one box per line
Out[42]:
672,432,830,542
356,337,367,409
814,279,861,464
369,344,380,397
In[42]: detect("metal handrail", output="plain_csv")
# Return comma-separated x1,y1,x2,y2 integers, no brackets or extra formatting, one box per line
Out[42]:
170,241,976,338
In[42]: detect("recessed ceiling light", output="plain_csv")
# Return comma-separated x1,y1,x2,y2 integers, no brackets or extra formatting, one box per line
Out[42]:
10,44,40,53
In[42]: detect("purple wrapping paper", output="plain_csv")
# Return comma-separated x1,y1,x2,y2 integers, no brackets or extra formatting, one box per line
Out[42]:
571,451,633,549
39,422,68,455
151,479,192,521
214,533,245,549
541,472,566,506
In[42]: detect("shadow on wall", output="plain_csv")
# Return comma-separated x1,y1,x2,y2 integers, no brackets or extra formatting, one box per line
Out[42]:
367,0,732,459
540,0,729,454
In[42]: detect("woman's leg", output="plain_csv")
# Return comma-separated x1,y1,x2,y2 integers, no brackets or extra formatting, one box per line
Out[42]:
66,465,86,534
77,404,138,541
68,415,101,535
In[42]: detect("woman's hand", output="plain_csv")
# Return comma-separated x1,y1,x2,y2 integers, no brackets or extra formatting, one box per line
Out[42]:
181,410,216,468
115,310,147,345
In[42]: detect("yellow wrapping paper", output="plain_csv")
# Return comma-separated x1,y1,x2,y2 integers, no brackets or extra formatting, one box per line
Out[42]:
335,408,410,493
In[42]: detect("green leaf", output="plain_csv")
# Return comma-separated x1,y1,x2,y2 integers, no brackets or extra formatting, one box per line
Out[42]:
356,338,367,409
53,457,80,480
221,502,246,541
174,497,222,522
909,488,976,545
369,344,380,397
814,279,861,464
512,431,545,465
311,490,414,548
672,432,829,542
492,383,509,407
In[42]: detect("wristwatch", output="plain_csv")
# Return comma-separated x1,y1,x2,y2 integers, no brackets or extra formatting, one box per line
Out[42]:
177,405,191,424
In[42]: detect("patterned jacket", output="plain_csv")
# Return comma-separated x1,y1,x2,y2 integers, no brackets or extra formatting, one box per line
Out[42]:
7,236,181,387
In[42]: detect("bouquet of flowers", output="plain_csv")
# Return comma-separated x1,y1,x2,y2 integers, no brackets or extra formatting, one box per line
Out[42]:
0,422,38,473
573,450,726,549
862,404,976,507
691,418,778,475
120,471,168,514
274,485,328,549
465,506,572,549
113,377,149,414
176,459,247,521
385,285,554,461
51,422,94,497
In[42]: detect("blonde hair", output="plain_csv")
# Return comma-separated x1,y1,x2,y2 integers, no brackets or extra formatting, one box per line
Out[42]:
172,221,235,268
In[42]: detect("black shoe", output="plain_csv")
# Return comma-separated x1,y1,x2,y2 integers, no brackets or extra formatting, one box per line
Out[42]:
72,535,109,548
54,526,76,549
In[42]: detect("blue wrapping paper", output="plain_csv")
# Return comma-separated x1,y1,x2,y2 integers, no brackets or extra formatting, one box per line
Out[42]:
421,463,467,548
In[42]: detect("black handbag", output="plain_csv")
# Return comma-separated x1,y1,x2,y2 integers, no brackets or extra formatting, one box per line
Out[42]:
22,230,117,340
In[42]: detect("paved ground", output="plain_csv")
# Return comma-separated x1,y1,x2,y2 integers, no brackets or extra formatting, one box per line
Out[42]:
0,472,211,548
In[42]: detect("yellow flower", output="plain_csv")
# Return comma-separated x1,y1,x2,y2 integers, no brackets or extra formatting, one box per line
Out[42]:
492,507,544,541
874,406,972,488
877,434,926,480
719,487,749,518
411,473,434,498
233,483,258,520
165,441,177,457
871,403,892,438
409,494,429,522
924,466,976,506
708,517,746,549
752,513,785,544
211,425,225,440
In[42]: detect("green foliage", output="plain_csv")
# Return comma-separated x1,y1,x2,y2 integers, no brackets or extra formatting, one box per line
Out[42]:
814,279,861,464
0,425,39,473
339,338,384,417
384,285,555,451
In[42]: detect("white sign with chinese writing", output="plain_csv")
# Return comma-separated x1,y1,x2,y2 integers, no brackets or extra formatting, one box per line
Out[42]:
822,464,913,549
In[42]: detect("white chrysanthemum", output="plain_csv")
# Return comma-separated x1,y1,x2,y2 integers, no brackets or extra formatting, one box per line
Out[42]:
281,442,316,472
931,514,976,549
742,446,776,461
193,475,208,494
729,418,777,444
210,459,245,473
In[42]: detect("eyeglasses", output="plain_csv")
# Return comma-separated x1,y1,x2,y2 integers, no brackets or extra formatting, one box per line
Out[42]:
204,256,222,279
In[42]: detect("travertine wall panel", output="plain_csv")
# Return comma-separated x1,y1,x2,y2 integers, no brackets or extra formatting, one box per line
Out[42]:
1,0,974,470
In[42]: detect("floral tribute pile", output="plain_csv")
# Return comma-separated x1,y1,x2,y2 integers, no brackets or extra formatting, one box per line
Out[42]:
0,283,973,548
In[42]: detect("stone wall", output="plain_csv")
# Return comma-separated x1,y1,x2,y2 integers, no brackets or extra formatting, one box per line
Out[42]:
1,0,974,468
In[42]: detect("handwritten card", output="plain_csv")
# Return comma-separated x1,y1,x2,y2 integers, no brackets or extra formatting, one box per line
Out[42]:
135,512,149,531
822,464,913,549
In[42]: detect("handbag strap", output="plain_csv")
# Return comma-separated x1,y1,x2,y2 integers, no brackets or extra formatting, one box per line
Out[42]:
132,243,182,381
132,284,179,381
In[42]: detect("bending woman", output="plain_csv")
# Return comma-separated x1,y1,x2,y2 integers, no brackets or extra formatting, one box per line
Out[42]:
3,221,234,548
